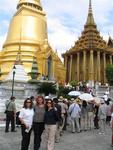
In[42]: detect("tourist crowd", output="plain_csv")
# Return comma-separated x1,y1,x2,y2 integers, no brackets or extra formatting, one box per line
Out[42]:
4,94,113,150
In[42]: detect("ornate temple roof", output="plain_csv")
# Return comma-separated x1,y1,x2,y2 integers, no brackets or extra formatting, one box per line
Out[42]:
108,36,113,48
17,0,42,10
28,55,40,82
63,0,108,56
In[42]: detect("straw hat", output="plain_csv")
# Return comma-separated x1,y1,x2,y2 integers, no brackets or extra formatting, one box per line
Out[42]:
58,96,64,102
76,98,82,105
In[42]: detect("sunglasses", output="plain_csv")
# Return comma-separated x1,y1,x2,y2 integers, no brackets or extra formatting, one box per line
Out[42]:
47,101,52,104
26,101,31,103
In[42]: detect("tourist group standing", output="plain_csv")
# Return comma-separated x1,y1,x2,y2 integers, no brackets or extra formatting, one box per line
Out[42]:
4,93,113,149
19,96,62,150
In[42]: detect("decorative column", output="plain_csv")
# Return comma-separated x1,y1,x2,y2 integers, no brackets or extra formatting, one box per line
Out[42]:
69,55,73,81
97,51,100,81
89,50,94,81
64,56,68,68
110,55,112,65
83,51,86,81
65,56,68,82
52,59,55,80
43,56,47,76
103,53,106,83
77,52,80,82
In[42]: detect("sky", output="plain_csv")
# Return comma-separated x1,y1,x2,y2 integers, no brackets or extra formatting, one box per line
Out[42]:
1,0,113,57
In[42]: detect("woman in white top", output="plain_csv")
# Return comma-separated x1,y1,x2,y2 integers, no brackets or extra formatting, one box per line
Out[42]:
19,98,34,150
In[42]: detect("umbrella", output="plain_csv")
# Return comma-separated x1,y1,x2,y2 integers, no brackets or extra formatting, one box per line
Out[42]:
79,93,94,101
103,95,108,101
68,91,81,96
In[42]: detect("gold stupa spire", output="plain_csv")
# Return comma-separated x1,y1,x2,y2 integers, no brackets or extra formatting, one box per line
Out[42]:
17,0,42,10
0,0,65,82
86,0,95,25
15,28,22,65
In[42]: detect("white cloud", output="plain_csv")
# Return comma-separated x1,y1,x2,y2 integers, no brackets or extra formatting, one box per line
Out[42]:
1,0,113,56
0,0,18,13
0,34,7,51
47,18,78,54
0,19,10,49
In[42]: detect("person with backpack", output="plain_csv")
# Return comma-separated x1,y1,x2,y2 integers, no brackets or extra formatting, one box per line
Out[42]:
69,99,81,133
5,96,16,132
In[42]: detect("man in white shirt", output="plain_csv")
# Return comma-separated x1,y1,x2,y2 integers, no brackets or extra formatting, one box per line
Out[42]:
69,99,81,133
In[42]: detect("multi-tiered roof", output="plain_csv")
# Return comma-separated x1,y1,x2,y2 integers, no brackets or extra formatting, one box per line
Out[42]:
64,0,108,55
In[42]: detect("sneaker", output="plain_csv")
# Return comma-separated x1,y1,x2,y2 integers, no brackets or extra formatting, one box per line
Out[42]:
55,141,60,143
98,132,102,135
11,130,17,132
94,127,99,129
102,132,105,135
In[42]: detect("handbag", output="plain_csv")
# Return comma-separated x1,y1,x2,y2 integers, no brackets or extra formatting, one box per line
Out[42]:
69,104,76,116
4,101,11,114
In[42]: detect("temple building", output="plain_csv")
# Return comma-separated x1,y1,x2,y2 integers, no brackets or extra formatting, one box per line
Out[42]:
0,0,65,82
63,0,113,85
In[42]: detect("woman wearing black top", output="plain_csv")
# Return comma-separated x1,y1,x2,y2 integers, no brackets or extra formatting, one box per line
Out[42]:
81,100,88,131
94,105,99,129
44,99,58,150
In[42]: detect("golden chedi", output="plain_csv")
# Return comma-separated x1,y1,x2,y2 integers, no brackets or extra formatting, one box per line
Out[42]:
0,0,65,82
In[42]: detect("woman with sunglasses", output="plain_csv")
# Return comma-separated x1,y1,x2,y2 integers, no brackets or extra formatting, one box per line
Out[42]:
44,99,59,150
19,98,34,150
33,96,45,150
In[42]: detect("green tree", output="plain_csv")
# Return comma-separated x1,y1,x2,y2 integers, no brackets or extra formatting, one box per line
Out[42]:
38,82,57,96
70,80,77,89
106,64,113,85
57,85,72,99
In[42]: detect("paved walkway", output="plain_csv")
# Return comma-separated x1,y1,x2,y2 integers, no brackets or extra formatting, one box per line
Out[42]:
0,126,112,150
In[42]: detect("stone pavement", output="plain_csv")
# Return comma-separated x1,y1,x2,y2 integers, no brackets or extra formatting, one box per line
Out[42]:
0,126,113,150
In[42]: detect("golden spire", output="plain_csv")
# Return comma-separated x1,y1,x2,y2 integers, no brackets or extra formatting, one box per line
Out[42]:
17,0,42,10
86,0,95,26
64,0,107,54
